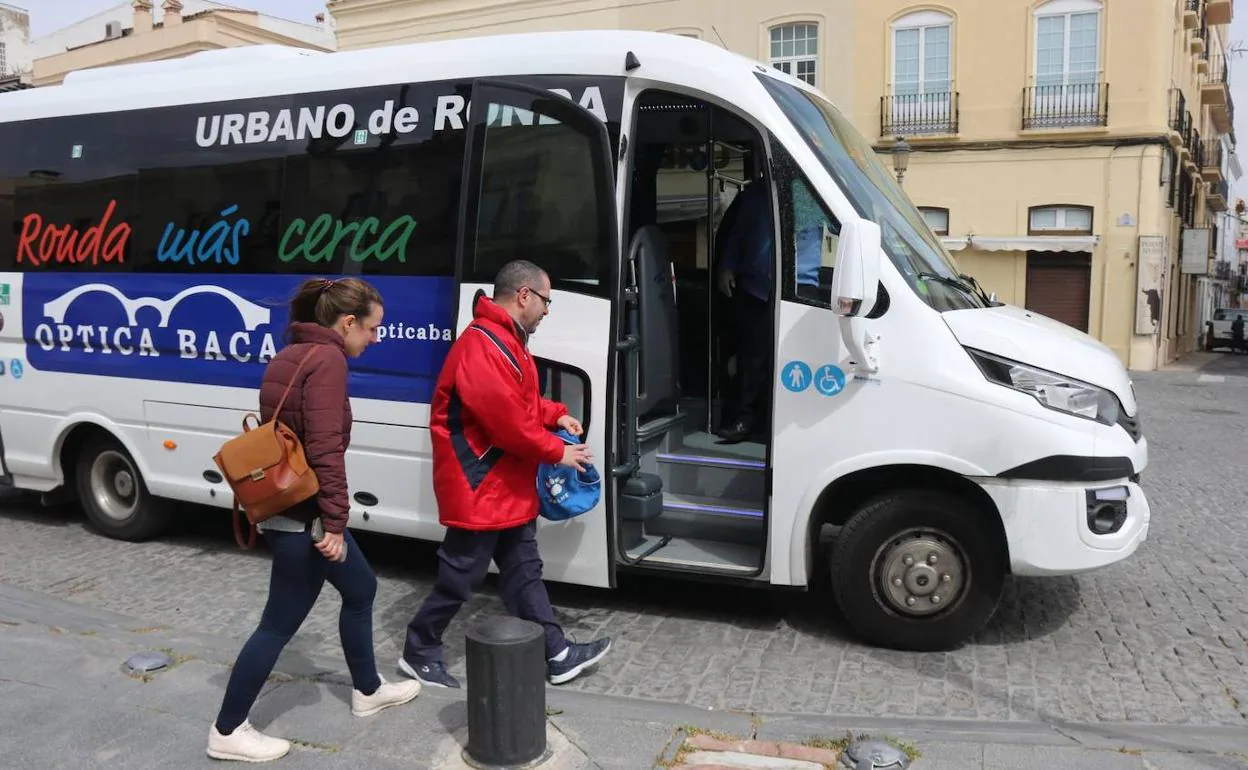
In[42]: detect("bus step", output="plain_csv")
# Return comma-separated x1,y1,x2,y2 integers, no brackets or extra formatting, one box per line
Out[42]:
655,452,765,500
647,493,765,546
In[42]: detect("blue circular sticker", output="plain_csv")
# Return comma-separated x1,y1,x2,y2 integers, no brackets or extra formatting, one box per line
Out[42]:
814,364,846,397
9,359,23,380
781,360,812,392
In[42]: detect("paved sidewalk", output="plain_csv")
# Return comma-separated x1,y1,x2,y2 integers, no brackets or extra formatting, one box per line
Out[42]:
0,583,1245,769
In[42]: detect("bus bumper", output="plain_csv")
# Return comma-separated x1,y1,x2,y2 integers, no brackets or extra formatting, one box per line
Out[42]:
980,477,1151,577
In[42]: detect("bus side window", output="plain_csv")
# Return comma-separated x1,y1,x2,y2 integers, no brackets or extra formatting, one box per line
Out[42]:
773,139,840,309
536,358,590,434
463,96,612,297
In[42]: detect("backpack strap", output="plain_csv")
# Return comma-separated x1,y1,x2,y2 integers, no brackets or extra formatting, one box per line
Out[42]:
273,345,321,422
233,344,322,549
233,498,257,550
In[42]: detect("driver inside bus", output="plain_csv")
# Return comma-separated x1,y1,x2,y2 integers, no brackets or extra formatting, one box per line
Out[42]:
716,174,774,444
715,166,828,444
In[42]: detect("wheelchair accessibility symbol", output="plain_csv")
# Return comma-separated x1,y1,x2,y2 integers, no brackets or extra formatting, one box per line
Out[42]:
781,360,812,393
814,364,846,397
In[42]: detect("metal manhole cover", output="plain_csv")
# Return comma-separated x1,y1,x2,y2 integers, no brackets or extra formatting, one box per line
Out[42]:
123,650,172,676
841,739,910,769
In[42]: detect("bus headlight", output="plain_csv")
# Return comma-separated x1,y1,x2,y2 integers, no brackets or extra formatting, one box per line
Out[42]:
967,349,1119,426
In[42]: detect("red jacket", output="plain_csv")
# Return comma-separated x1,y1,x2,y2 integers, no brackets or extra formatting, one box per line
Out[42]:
430,293,568,530
259,322,352,534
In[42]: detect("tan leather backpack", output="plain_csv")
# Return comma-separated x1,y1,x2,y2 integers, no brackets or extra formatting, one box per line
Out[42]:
213,347,320,549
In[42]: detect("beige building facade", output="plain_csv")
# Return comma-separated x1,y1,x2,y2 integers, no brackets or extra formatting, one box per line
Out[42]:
327,0,1236,371
857,0,1236,371
0,2,31,84
31,0,335,87
326,0,858,108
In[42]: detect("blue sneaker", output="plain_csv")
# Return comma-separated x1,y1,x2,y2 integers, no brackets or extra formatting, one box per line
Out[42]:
398,656,460,689
547,637,611,685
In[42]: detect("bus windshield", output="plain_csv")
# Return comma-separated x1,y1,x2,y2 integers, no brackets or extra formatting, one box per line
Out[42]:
757,73,985,312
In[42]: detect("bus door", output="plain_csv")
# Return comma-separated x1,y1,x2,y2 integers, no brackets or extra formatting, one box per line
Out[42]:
452,79,620,589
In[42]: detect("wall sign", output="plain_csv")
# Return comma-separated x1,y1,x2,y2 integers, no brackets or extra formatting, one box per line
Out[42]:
1135,234,1165,336
1180,227,1211,275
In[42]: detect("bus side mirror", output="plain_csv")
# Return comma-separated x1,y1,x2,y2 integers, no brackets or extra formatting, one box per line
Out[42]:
830,217,882,317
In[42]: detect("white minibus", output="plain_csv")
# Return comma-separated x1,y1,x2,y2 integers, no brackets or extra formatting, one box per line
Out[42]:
0,30,1149,650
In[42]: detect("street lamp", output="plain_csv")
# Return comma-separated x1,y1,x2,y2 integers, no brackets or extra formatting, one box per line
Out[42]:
892,135,911,185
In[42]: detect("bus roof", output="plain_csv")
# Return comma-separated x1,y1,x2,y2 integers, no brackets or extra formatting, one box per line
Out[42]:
0,29,815,122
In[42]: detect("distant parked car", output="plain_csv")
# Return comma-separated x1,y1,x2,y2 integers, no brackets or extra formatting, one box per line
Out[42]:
1205,307,1246,351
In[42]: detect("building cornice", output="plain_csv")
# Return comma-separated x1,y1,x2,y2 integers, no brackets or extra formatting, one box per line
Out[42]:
871,134,1172,154
34,39,227,85
330,0,625,32
213,13,335,50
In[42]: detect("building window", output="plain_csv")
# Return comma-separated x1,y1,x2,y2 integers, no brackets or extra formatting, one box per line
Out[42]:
892,12,952,100
919,206,949,235
1025,0,1106,129
886,11,955,135
769,23,818,86
0,42,7,76
1028,204,1093,233
1036,0,1100,86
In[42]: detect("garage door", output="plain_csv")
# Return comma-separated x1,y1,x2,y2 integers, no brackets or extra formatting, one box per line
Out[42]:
1025,251,1092,332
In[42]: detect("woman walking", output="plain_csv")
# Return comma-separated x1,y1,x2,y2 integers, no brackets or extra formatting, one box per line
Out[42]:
208,277,420,763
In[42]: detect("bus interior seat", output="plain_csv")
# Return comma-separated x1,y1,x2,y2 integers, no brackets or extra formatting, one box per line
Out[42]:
630,224,680,424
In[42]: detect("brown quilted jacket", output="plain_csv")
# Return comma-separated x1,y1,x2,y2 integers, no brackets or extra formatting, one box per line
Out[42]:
258,322,352,533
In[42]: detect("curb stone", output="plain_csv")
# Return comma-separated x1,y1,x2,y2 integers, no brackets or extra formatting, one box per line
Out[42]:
659,729,848,770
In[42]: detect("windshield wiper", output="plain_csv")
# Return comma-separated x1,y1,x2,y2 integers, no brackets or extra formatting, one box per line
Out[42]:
917,272,995,306
917,271,979,300
957,272,997,305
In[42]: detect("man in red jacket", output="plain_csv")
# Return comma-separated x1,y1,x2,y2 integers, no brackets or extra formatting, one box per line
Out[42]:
398,260,611,689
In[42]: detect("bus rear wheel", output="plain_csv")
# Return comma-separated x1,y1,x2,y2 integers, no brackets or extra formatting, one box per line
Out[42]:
830,490,1005,651
74,434,170,541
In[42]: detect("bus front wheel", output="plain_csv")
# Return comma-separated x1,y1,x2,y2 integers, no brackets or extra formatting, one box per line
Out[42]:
74,434,170,541
830,490,1005,651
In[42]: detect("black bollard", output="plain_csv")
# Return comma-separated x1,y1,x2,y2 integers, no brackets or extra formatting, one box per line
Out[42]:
462,616,551,769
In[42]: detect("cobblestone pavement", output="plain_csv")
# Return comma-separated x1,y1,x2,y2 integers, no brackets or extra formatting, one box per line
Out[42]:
1,356,1246,728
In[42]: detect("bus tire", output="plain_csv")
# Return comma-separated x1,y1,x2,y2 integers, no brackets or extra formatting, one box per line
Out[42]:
830,489,1005,651
74,434,170,541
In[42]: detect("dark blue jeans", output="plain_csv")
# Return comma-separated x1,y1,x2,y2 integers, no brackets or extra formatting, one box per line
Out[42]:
215,527,381,734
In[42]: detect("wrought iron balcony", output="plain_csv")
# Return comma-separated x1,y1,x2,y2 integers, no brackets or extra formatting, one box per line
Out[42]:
1022,82,1109,130
880,91,959,136
1169,87,1188,134
1204,51,1229,89
1206,56,1233,134
1184,0,1202,29
1208,176,1229,212
1201,138,1224,178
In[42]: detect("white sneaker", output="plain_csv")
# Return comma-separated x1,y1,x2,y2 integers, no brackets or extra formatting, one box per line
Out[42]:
207,720,291,762
351,674,421,717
